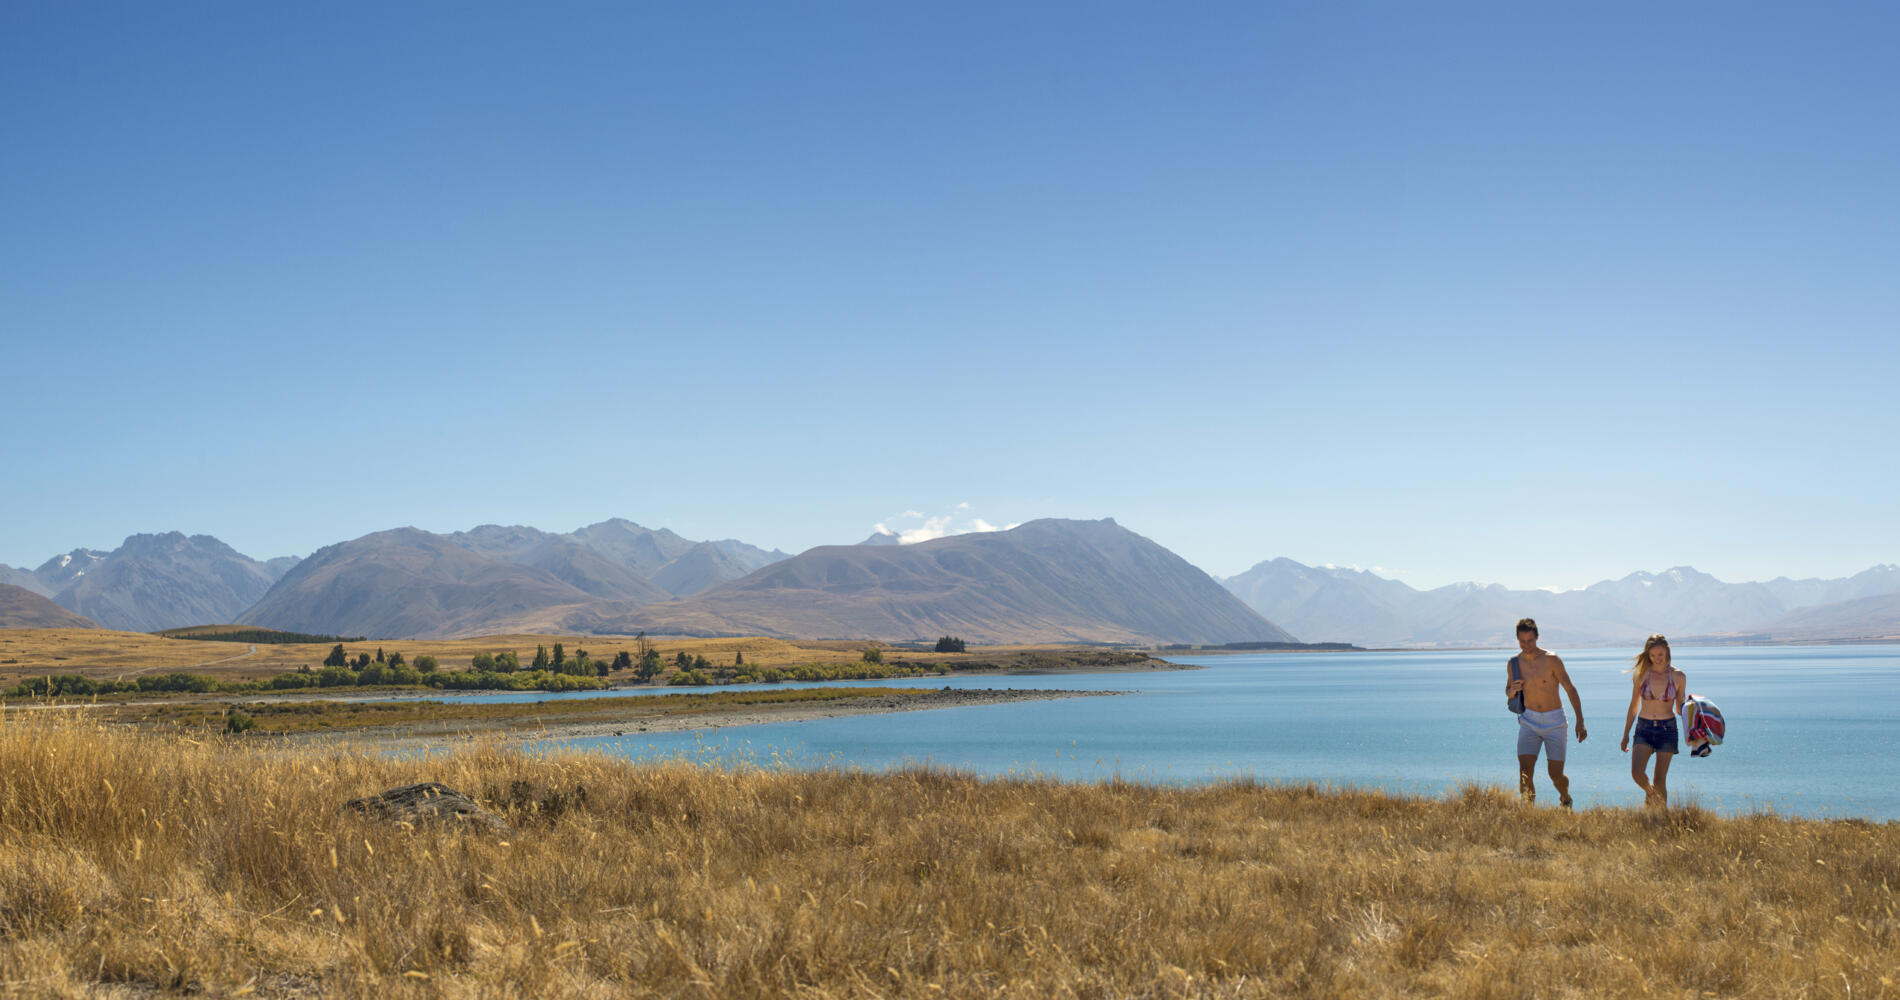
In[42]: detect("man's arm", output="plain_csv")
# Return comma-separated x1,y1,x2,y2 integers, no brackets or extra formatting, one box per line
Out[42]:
1555,657,1587,741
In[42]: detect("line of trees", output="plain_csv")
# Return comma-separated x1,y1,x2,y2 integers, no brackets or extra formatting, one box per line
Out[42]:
158,628,367,645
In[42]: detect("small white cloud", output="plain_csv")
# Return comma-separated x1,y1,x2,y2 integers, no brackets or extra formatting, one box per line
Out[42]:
871,506,1013,544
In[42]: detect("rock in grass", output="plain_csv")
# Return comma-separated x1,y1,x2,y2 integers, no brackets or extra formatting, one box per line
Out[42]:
342,782,513,834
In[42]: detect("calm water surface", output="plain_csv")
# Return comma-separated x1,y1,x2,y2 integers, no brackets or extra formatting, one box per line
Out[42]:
443,644,1899,819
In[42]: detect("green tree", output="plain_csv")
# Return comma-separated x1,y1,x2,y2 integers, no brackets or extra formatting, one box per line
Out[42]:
387,651,405,668
675,651,693,669
636,647,663,682
470,652,495,671
611,650,632,672
375,647,385,664
533,645,550,670
553,643,566,669
324,644,347,668
353,652,371,669
734,650,745,666
415,655,439,673
495,650,521,672
935,636,966,653
862,647,884,664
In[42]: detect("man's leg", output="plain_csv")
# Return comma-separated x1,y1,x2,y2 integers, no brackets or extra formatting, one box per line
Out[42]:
1651,751,1675,809
1547,759,1572,807
1518,754,1538,801
1630,745,1655,803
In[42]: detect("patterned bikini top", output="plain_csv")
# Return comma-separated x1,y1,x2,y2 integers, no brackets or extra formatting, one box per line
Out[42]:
1642,669,1678,701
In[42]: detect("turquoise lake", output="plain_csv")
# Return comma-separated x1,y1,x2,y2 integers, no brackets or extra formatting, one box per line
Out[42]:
439,644,1900,820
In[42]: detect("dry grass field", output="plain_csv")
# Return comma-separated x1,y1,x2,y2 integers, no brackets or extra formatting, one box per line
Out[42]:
0,629,980,687
1,712,1894,999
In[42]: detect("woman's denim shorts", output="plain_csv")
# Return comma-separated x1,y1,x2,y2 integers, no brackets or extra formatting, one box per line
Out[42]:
1633,716,1679,754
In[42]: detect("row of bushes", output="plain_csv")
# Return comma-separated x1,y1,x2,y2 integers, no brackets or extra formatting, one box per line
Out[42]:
262,665,611,692
5,667,611,698
6,648,953,699
5,673,227,697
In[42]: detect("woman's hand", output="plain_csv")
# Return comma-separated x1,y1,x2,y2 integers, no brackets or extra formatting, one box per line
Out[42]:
1619,735,1630,753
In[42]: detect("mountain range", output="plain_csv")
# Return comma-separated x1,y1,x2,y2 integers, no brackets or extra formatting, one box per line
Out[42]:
0,534,291,632
1222,559,1900,647
4,518,1896,645
557,518,1290,645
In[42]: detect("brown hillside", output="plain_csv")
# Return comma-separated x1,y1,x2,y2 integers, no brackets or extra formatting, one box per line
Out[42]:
0,584,100,630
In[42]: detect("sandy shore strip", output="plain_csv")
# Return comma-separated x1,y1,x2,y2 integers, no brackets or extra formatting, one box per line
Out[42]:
309,687,1125,751
537,687,1119,739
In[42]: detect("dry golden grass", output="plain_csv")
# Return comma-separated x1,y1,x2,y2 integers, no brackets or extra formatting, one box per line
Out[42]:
2,711,1895,999
0,630,955,686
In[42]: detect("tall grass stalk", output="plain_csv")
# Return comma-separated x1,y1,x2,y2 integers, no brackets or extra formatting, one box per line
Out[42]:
1,713,1894,997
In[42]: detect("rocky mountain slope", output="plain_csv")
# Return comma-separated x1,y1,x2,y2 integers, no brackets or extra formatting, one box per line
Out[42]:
238,528,606,639
50,533,287,632
1747,593,1900,641
576,518,1294,645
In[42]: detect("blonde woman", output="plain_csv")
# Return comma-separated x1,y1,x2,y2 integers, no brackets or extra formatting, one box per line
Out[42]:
1620,634,1685,808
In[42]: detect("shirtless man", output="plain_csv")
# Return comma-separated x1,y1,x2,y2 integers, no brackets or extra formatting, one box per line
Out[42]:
1505,618,1587,806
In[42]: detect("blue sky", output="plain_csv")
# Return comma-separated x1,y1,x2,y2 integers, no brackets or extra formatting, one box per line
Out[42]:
4,2,1896,590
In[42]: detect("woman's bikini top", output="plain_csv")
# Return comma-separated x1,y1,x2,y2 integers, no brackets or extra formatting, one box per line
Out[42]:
1641,669,1678,702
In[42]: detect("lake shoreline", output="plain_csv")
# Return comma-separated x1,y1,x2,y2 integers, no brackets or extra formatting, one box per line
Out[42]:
290,687,1124,751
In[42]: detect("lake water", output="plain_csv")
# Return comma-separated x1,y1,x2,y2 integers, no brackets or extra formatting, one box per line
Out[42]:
440,644,1900,820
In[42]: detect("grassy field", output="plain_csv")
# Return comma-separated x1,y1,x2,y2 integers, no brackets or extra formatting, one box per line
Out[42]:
0,628,1157,688
0,713,1893,998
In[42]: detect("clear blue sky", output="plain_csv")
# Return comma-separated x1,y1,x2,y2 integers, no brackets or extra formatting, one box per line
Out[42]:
4,2,1896,591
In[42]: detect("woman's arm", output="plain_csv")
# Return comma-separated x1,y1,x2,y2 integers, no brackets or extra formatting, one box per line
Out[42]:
1674,670,1687,715
1620,686,1641,751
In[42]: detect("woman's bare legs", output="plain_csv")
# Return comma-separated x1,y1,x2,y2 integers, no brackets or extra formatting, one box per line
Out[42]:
1650,751,1675,809
1630,744,1655,804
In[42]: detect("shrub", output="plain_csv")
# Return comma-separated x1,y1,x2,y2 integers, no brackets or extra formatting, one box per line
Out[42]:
414,655,439,673
317,666,357,688
136,673,216,693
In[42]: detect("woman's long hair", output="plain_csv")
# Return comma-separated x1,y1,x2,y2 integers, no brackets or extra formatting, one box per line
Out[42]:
1628,634,1670,689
